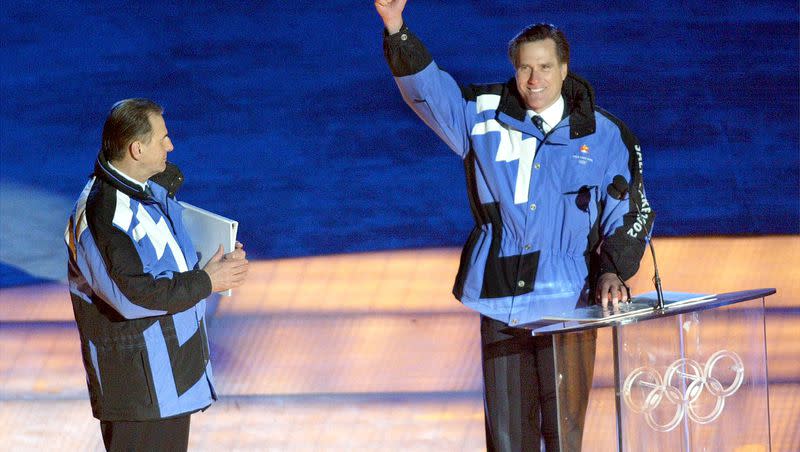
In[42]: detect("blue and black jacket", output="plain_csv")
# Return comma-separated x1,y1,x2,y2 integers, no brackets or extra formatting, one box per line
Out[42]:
65,154,216,421
384,26,654,326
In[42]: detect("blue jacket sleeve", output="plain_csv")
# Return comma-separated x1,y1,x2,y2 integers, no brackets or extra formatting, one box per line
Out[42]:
383,25,471,158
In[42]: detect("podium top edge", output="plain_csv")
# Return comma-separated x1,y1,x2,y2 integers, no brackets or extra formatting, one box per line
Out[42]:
528,288,777,335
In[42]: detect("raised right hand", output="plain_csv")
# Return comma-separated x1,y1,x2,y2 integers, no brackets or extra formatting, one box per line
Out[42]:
203,244,249,293
374,0,407,34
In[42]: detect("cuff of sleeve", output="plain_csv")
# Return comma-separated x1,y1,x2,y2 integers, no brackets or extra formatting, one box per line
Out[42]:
598,246,640,281
598,251,618,277
195,269,213,298
383,22,408,37
382,24,433,77
158,269,214,315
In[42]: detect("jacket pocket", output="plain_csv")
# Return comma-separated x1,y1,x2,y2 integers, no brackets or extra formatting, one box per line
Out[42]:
96,345,154,415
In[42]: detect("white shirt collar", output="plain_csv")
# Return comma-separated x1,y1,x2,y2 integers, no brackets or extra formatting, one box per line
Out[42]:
107,161,148,191
527,95,565,133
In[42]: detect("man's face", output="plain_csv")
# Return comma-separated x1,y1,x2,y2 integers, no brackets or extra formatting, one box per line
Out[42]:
138,113,173,178
514,39,568,113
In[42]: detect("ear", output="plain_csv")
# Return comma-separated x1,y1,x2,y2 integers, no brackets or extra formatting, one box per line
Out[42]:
560,63,568,81
128,140,143,161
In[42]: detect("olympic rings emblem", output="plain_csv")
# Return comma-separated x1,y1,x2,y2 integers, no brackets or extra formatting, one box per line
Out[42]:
621,350,744,432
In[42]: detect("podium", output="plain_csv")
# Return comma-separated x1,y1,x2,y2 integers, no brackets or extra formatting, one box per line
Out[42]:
524,289,775,451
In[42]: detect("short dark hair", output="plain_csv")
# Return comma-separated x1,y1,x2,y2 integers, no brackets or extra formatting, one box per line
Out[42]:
508,23,570,68
101,98,163,162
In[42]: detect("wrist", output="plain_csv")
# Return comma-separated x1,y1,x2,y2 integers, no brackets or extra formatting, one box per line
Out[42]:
384,18,403,35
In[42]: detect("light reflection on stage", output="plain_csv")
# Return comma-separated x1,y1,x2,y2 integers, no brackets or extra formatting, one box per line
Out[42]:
1,237,798,451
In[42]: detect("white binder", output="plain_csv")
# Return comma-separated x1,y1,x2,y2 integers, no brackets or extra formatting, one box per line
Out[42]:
179,201,239,296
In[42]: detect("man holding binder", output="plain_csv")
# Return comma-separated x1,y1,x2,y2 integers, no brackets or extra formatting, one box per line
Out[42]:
65,98,249,451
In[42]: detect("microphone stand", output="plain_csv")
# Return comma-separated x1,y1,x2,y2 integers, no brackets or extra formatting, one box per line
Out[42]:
630,197,665,311
646,233,666,311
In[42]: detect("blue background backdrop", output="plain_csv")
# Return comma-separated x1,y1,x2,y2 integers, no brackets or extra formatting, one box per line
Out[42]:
1,0,798,286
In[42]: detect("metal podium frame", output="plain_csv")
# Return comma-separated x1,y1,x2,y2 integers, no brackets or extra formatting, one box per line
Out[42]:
525,288,775,451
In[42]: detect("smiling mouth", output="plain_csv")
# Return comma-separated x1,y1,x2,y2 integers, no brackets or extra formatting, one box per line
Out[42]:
528,87,546,94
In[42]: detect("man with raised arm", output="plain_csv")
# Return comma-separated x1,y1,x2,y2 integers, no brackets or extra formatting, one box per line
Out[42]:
65,98,249,451
374,1,653,450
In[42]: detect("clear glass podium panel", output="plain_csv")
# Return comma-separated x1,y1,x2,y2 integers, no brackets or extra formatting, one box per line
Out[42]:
552,329,599,451
553,327,627,451
613,296,770,451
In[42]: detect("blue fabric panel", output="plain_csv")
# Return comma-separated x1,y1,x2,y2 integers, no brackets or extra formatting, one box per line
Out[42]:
142,320,213,418
88,340,102,394
173,307,200,347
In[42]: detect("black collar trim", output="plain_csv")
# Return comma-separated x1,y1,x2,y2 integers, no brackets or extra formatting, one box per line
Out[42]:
93,153,184,200
496,71,597,139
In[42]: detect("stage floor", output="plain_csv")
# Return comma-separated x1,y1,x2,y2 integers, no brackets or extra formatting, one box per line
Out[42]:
1,236,798,450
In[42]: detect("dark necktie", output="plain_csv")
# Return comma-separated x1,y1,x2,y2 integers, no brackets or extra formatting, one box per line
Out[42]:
532,115,546,134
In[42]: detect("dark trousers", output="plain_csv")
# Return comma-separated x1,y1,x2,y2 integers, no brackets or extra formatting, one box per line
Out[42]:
481,315,596,452
100,414,191,452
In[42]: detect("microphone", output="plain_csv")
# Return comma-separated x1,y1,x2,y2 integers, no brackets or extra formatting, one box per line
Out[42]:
606,176,665,311
607,175,629,201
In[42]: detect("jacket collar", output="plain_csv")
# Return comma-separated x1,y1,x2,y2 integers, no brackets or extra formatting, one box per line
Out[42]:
94,152,184,201
150,160,184,198
496,71,596,140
